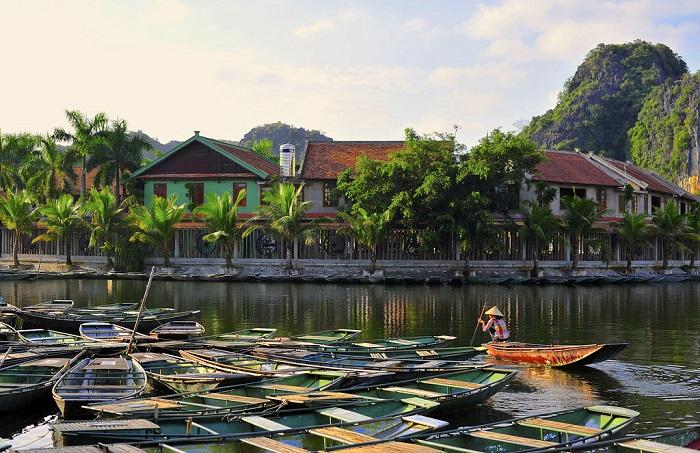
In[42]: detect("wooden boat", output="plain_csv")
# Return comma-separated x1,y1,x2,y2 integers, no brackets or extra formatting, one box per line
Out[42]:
51,399,447,445
264,335,458,353
0,322,89,347
84,370,352,419
290,328,362,344
130,352,258,394
272,367,518,414
0,355,78,411
339,346,482,361
416,405,639,452
561,425,700,452
79,322,155,343
19,309,200,333
150,321,206,340
482,342,629,367
252,348,483,374
180,349,307,377
23,299,74,311
52,356,147,418
202,327,277,342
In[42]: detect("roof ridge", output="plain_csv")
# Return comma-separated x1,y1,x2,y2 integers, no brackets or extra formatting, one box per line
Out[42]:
307,140,405,144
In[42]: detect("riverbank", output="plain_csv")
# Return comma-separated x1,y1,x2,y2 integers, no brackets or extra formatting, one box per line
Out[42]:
1,257,697,285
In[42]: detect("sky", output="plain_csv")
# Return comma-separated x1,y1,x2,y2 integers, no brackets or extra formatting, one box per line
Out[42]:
1,0,699,147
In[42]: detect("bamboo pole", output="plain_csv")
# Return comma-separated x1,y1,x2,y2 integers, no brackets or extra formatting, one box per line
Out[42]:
469,302,488,346
127,266,156,353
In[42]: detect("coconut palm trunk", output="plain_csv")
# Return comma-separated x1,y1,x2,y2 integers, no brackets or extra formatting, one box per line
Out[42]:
12,231,21,267
570,233,580,270
65,234,73,266
286,243,294,269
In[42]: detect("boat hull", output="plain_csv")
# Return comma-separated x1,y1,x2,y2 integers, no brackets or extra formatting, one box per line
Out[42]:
20,310,200,333
483,342,628,367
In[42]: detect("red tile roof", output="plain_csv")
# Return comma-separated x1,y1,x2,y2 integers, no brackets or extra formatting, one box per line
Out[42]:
533,150,620,187
300,141,404,180
210,139,280,177
604,158,696,199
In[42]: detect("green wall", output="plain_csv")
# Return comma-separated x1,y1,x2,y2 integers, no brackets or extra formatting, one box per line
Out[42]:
144,179,261,212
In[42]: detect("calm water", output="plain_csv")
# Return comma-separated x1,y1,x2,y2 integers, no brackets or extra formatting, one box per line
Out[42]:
3,279,700,448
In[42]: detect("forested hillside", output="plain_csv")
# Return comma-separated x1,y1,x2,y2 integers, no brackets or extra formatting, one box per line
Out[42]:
240,122,332,158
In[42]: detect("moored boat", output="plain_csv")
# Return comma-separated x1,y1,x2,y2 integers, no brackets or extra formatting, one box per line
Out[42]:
150,321,206,340
201,327,277,342
265,334,458,353
20,309,200,333
482,341,628,367
565,425,700,452
416,405,639,452
338,346,482,361
179,349,306,377
0,355,78,411
290,328,362,344
79,322,155,343
52,356,147,417
130,352,258,394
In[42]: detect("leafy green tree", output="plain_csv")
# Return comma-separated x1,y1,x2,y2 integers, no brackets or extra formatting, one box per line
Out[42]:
54,110,108,196
130,195,185,267
649,200,689,269
25,135,77,201
32,194,86,266
0,190,37,267
685,206,700,268
616,212,651,273
250,138,276,161
84,187,131,269
338,207,392,272
88,119,150,202
0,132,38,190
561,196,603,270
193,190,250,268
254,182,315,269
520,201,560,276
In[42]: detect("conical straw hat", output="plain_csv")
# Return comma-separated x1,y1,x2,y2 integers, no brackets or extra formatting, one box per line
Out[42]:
485,306,504,317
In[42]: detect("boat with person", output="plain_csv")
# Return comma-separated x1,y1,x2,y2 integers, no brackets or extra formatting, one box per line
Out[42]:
51,398,447,445
84,369,354,419
52,356,148,417
482,342,629,367
415,405,639,452
149,321,206,340
129,352,259,394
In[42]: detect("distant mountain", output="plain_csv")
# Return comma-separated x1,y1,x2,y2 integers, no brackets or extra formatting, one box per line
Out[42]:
523,41,688,160
240,122,333,160
132,131,182,161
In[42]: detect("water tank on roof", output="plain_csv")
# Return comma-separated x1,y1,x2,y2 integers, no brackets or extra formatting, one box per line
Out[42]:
280,143,296,177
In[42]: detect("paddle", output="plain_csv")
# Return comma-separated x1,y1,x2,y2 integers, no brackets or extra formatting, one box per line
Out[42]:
469,302,488,346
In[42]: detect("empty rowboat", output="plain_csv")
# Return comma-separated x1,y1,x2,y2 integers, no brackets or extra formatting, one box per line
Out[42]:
416,405,639,452
482,342,628,367
290,329,362,344
0,355,80,411
52,356,147,418
276,335,459,353
149,321,206,340
79,323,154,343
129,352,258,394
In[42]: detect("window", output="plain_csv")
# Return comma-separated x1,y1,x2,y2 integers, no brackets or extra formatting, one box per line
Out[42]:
596,188,607,210
153,183,167,199
186,183,204,208
618,193,638,213
323,182,338,207
680,201,687,214
559,187,586,210
643,194,649,215
651,195,661,212
233,183,247,207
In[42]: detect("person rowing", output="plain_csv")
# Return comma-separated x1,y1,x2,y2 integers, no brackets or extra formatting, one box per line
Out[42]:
478,306,510,342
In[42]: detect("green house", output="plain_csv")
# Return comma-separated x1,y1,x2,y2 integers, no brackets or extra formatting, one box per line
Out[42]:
131,131,279,214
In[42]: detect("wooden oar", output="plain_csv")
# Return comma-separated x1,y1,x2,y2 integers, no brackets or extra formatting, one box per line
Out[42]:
469,302,488,346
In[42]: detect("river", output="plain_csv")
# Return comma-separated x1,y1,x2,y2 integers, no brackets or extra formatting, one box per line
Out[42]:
2,279,699,448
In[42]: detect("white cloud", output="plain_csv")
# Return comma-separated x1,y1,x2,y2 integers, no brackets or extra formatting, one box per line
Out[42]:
294,18,335,38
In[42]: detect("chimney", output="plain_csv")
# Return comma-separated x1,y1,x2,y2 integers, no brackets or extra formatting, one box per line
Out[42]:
194,130,200,137
279,143,296,177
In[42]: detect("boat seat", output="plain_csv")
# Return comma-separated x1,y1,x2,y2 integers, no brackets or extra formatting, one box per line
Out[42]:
402,415,450,429
203,393,269,404
517,418,601,436
271,391,362,403
372,360,402,368
416,360,447,368
369,353,389,359
387,339,419,345
383,387,444,398
420,378,480,389
240,436,309,453
470,430,557,448
416,350,439,357
296,335,335,341
619,439,698,453
240,415,291,432
309,426,378,444
353,342,385,348
316,407,372,423
257,384,311,392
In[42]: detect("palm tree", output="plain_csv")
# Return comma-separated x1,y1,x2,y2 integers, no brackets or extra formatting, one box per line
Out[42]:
686,206,700,269
0,132,38,190
561,196,603,270
520,201,560,277
84,187,131,269
254,182,314,269
649,200,689,269
193,190,250,268
251,139,276,161
338,207,392,272
54,110,108,196
0,190,37,267
88,120,150,202
130,195,185,267
616,212,650,273
25,135,77,201
32,194,86,266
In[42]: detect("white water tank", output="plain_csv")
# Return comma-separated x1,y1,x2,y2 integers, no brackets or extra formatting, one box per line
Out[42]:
280,143,296,177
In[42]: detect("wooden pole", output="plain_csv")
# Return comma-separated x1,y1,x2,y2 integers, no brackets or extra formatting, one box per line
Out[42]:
127,266,156,353
0,347,12,369
469,302,488,346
